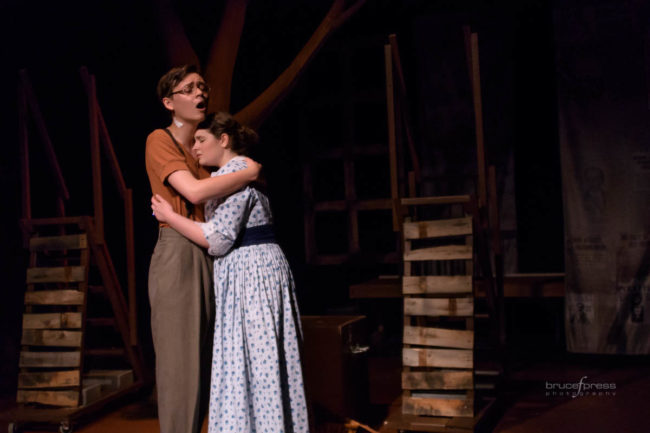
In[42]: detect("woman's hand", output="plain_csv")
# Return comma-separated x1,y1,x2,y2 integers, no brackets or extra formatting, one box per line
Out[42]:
151,194,175,223
243,157,262,181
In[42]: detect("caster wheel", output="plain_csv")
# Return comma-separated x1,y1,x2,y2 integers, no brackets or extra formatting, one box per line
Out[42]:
59,421,72,433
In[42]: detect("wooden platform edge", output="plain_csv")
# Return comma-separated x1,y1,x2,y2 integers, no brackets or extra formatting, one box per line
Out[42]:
0,380,148,426
379,395,503,433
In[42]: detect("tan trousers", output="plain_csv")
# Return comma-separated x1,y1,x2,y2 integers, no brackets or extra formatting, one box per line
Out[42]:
148,228,214,433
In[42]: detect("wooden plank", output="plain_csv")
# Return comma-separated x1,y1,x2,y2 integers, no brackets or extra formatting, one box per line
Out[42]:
18,370,80,389
403,326,473,349
403,217,472,240
404,298,473,317
22,330,82,347
401,195,471,206
384,44,400,232
402,394,473,417
403,276,472,295
19,351,81,368
23,313,82,329
26,266,86,283
470,32,487,209
402,370,474,390
404,245,473,261
403,348,473,369
24,290,84,305
29,234,87,251
16,390,79,407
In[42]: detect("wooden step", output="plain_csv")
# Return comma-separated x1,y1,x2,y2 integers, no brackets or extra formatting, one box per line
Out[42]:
403,326,473,349
23,313,82,329
402,392,474,417
403,276,472,295
16,390,79,407
403,347,473,369
21,330,82,347
26,266,86,284
404,297,474,317
19,351,81,368
84,370,133,392
82,381,103,406
404,245,473,261
24,290,84,305
403,217,472,240
18,370,80,389
30,234,87,252
402,370,474,390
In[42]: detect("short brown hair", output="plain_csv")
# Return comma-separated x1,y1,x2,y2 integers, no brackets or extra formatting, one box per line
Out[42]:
156,65,200,102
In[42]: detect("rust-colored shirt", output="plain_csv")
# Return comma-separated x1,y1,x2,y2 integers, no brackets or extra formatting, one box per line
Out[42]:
145,128,210,225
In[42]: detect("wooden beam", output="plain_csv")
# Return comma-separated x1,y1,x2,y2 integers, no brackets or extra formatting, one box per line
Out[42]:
403,276,472,295
18,370,80,389
403,348,473,369
88,74,104,242
401,195,471,206
402,370,473,390
384,44,400,232
403,326,474,349
23,313,82,329
21,330,82,347
30,234,87,251
403,217,473,240
124,188,137,346
24,290,84,306
404,297,473,317
19,70,70,201
17,390,79,407
19,351,81,368
469,32,487,208
18,80,31,220
26,266,86,284
404,245,473,261
402,393,473,417
388,34,421,182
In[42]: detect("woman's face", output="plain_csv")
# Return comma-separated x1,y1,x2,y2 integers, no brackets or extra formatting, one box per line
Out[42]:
165,72,208,123
193,129,227,166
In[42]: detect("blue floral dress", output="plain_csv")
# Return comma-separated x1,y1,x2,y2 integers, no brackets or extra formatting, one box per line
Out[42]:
198,156,309,433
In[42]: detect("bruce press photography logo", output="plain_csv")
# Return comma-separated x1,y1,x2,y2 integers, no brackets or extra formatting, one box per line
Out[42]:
545,376,617,398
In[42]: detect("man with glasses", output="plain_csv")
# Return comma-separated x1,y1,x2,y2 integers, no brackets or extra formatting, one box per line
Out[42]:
145,65,260,433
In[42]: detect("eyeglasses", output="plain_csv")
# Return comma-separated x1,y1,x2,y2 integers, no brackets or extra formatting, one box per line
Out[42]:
170,81,210,96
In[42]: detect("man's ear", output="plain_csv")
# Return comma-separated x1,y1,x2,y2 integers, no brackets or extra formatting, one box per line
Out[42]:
162,97,174,112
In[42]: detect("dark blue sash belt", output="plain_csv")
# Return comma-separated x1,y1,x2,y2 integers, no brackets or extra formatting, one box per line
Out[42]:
236,224,276,248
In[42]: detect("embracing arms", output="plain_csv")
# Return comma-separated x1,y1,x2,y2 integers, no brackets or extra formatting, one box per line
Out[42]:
167,158,260,204
151,194,209,248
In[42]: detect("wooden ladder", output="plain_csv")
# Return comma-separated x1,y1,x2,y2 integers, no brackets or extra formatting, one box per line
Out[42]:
17,217,142,408
400,195,476,419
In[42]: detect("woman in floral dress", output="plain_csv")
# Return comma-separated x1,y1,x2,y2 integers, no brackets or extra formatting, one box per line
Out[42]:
151,112,309,433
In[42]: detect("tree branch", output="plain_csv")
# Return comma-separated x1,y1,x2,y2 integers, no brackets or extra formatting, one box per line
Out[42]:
234,0,367,129
154,0,200,68
205,0,250,112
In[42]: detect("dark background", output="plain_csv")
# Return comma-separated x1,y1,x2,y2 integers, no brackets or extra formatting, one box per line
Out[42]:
0,0,566,396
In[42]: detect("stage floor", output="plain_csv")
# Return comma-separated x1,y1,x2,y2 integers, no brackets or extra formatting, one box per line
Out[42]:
1,358,648,433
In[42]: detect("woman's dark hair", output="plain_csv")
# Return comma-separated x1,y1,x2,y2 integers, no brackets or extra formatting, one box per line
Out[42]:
157,64,200,101
197,112,258,156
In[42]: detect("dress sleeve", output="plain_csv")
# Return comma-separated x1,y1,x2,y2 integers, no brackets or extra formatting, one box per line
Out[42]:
197,187,253,257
